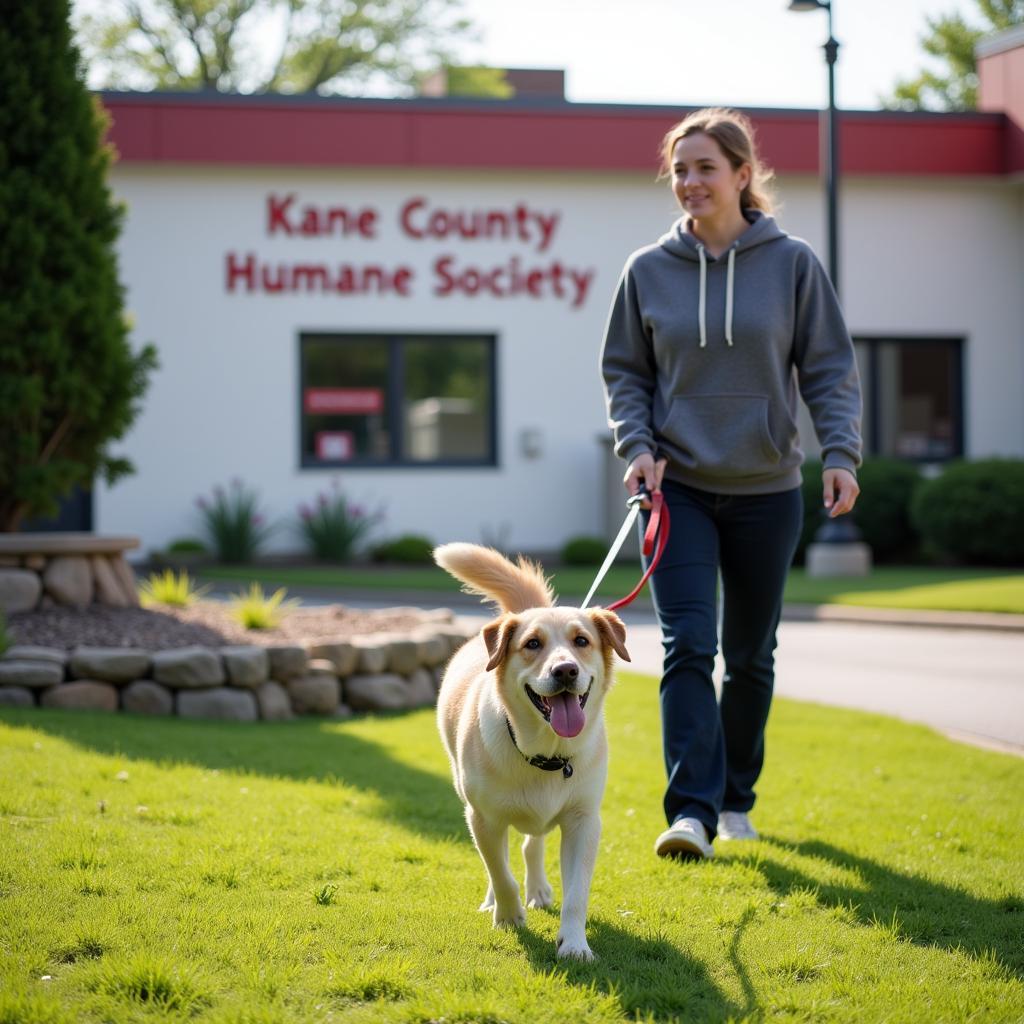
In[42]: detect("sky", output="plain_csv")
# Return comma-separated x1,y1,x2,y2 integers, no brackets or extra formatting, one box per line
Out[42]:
74,0,980,111
454,0,968,110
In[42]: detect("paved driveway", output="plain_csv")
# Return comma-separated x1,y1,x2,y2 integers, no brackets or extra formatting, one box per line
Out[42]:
609,611,1024,756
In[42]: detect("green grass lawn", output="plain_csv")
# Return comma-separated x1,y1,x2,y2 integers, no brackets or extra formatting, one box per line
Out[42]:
2,679,1023,1023
197,564,1024,615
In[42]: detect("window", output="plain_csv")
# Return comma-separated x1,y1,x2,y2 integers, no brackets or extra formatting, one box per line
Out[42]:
300,333,496,467
854,337,963,461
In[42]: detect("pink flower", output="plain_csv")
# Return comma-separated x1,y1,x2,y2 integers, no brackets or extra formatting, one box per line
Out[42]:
299,504,312,521
196,496,208,510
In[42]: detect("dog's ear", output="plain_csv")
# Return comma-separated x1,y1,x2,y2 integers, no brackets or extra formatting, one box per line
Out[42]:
588,609,630,662
482,614,520,671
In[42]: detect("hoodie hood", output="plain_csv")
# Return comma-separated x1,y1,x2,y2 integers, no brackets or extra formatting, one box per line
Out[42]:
658,209,788,348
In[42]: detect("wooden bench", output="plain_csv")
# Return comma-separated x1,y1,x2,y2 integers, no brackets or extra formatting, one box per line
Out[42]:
0,533,140,611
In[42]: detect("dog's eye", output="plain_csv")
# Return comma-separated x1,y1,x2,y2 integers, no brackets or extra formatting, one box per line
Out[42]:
524,637,541,650
574,636,590,648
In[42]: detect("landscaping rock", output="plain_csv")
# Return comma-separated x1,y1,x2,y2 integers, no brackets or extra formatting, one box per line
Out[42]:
90,555,133,607
4,645,67,665
0,569,42,614
308,640,359,676
411,630,449,667
70,647,151,684
177,687,258,721
286,673,340,715
23,555,46,571
0,660,65,689
122,680,174,716
0,686,34,708
41,681,118,712
152,646,224,688
256,681,293,721
344,673,411,712
221,645,269,687
406,667,438,708
109,555,140,607
384,636,420,675
43,556,94,608
353,638,389,674
267,645,307,682
333,703,354,720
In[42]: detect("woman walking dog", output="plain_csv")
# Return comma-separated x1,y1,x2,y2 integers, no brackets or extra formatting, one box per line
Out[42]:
600,108,862,860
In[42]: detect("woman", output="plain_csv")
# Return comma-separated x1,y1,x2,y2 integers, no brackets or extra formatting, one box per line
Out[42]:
600,108,862,860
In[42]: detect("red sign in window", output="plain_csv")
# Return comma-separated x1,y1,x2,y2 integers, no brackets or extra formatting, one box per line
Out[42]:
304,387,384,415
315,431,355,461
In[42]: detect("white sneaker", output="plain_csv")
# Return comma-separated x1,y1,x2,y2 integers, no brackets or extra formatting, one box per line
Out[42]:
654,817,714,860
717,811,759,841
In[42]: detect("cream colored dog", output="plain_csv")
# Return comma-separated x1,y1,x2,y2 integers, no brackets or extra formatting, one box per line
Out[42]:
433,543,629,961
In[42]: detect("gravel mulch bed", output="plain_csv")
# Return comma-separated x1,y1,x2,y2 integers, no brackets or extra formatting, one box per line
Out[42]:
6,601,455,652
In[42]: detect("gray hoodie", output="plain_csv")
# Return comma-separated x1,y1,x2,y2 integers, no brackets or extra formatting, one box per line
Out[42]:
600,210,862,495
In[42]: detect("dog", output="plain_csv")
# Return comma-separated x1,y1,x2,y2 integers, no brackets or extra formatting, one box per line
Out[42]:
433,543,629,961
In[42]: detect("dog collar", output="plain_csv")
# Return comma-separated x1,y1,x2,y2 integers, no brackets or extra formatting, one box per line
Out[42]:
505,718,574,779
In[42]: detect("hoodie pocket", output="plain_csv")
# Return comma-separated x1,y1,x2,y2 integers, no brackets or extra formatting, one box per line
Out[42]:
656,394,781,479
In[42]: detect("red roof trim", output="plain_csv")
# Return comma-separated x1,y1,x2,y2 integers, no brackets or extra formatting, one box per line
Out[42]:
99,92,1020,177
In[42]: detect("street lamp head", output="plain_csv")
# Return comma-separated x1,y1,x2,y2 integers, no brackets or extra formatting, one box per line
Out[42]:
787,0,829,10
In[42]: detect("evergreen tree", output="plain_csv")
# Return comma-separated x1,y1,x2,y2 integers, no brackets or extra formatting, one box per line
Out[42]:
0,0,157,532
885,0,1024,110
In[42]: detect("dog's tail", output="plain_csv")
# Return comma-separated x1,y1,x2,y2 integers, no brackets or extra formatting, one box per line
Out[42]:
433,543,553,613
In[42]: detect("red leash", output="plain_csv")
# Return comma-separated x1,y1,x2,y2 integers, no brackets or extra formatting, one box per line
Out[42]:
606,491,670,612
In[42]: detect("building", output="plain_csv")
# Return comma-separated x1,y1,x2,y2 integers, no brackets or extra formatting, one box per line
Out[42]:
92,32,1023,558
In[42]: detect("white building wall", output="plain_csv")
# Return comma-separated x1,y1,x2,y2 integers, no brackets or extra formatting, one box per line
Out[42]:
97,165,1023,558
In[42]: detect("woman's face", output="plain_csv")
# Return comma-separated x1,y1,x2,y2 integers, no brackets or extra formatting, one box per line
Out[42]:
671,132,750,225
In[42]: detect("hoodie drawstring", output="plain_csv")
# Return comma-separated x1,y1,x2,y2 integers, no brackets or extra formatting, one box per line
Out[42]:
697,244,708,348
695,242,736,348
725,247,735,347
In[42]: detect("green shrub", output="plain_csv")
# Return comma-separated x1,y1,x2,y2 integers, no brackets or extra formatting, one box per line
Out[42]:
196,480,274,564
911,458,1024,565
371,534,435,564
230,583,299,630
796,457,923,564
561,536,609,566
166,537,207,554
850,458,923,561
297,483,378,562
138,570,209,609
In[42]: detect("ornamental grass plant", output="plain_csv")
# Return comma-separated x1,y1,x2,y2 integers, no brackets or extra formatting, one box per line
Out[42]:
137,569,210,609
196,479,274,564
229,582,300,630
297,481,380,562
1,678,1022,1023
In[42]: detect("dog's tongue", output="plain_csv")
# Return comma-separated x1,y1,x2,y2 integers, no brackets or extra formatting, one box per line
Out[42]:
549,692,585,738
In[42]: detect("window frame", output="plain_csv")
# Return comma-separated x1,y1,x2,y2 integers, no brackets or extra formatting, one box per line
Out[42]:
853,334,965,463
298,330,499,469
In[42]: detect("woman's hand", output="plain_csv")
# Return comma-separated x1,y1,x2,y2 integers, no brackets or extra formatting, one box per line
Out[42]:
624,454,668,509
823,468,860,517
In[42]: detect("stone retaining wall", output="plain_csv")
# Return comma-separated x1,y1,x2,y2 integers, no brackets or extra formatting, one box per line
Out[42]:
0,624,475,720
0,534,141,611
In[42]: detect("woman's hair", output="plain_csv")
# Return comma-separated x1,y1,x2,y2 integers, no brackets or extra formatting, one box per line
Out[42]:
659,107,776,214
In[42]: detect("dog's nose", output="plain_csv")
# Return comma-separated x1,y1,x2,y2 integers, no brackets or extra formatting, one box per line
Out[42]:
551,661,579,686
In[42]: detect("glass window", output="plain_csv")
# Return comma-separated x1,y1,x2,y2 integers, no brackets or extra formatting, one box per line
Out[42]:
300,333,496,467
856,337,962,461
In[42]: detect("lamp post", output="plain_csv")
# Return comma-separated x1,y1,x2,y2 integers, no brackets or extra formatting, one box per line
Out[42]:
788,0,839,298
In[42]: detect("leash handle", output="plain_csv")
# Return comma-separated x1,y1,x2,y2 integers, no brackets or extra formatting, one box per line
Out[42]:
606,491,669,612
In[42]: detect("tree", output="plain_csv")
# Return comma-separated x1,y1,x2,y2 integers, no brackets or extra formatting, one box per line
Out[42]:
885,0,1024,110
0,0,158,532
73,0,501,96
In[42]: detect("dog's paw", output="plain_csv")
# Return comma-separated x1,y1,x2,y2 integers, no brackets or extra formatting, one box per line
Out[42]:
526,882,554,909
493,903,526,929
556,934,595,961
478,888,495,912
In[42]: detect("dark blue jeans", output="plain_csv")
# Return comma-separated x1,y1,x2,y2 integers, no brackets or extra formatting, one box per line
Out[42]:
642,480,803,838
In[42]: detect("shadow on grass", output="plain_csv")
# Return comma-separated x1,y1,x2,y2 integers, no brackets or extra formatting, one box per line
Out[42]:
513,916,740,1023
751,837,1024,980
0,708,467,843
